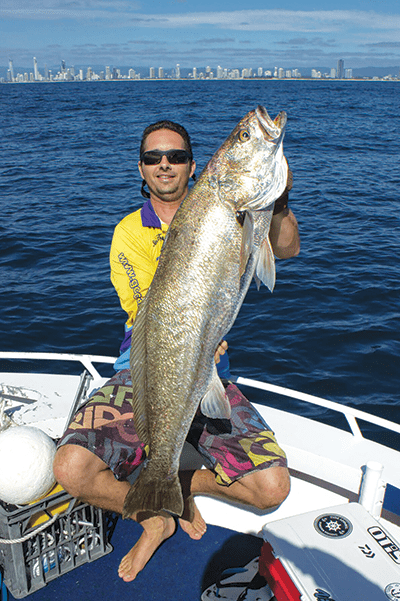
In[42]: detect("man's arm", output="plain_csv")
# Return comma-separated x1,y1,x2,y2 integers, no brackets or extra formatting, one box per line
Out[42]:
110,214,162,327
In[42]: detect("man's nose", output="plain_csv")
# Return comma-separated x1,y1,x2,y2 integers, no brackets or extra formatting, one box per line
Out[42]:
159,155,172,168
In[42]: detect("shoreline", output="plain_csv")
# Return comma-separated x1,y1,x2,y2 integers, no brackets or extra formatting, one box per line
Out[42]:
2,77,399,85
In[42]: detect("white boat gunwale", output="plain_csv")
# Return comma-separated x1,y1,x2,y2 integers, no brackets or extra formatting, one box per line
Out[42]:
2,351,399,440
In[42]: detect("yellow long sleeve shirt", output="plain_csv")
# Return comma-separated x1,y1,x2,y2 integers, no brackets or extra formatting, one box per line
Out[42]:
110,199,168,329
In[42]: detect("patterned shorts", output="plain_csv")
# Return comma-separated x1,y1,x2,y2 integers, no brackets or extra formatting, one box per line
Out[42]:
58,370,287,486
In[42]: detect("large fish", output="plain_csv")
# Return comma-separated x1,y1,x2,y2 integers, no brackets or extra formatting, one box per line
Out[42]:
123,106,288,519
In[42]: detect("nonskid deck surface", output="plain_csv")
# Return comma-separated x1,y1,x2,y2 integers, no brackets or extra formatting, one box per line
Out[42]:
6,519,263,601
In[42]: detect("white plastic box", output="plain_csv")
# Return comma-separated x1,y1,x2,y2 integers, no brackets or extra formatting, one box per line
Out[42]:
260,502,400,601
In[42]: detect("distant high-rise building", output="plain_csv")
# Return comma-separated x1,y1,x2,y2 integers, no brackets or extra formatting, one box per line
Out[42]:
345,68,353,79
205,66,214,78
33,57,39,81
158,67,164,79
175,64,181,79
8,59,14,81
330,68,336,79
337,59,344,79
149,67,155,79
61,60,66,73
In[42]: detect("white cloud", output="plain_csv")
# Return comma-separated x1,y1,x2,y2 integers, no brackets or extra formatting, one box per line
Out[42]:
2,5,400,68
2,7,400,33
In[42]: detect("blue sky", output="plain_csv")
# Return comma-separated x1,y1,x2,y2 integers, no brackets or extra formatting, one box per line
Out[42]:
1,0,400,71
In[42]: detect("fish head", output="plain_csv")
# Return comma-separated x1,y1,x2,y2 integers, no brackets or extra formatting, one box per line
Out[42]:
207,106,288,212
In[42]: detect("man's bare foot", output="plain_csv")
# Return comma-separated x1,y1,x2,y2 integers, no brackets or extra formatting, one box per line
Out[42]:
177,472,207,540
179,499,207,540
118,513,176,582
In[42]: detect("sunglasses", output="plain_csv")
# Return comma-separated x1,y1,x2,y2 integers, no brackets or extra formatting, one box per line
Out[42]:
140,149,192,165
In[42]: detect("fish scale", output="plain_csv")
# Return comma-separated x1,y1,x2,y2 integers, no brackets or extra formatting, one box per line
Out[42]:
123,106,288,519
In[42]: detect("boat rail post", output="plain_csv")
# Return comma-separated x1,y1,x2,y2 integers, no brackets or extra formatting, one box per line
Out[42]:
358,461,385,518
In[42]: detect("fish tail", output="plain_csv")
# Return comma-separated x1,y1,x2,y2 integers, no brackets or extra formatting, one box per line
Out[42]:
122,471,184,519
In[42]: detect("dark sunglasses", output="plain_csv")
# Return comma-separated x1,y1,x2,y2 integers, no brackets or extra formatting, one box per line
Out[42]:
140,149,192,165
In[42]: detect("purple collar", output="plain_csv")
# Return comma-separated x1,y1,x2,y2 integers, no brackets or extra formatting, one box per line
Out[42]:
141,199,162,229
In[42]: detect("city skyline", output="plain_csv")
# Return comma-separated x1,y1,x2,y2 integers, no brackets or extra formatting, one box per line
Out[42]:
4,57,365,84
1,1,400,70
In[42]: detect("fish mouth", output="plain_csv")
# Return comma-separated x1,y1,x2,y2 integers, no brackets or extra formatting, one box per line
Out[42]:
256,105,287,141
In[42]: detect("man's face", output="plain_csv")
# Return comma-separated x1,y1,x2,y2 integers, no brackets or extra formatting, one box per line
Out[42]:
138,129,196,205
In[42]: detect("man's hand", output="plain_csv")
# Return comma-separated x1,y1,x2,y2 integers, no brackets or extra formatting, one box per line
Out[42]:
214,340,228,364
269,166,300,259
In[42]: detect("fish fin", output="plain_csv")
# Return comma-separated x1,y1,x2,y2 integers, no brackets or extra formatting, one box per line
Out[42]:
123,470,184,518
129,295,150,447
255,237,276,292
201,367,231,419
239,211,254,277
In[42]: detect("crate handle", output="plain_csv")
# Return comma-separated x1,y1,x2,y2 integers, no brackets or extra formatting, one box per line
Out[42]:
0,513,60,545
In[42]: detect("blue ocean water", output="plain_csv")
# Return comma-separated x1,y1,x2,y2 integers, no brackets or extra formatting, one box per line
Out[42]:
1,80,399,429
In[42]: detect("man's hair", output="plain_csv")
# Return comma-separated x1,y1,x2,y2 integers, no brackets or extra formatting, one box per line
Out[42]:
140,120,194,160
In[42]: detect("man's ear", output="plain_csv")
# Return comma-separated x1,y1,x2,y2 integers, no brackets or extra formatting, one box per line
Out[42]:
138,160,144,179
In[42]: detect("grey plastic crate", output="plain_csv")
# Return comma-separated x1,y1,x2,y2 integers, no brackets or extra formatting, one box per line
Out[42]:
0,487,118,598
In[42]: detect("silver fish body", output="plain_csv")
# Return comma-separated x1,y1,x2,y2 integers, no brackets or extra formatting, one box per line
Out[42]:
123,106,287,519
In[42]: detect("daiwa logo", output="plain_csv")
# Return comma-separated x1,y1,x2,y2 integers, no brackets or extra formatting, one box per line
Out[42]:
385,583,400,600
368,526,400,564
314,589,335,601
358,543,375,558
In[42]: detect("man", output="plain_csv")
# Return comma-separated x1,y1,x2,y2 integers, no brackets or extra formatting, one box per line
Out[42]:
53,120,300,583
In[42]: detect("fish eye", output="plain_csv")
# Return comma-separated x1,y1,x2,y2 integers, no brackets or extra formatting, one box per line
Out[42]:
239,129,250,142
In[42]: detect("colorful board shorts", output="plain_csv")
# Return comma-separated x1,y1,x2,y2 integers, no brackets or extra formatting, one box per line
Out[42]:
58,369,287,486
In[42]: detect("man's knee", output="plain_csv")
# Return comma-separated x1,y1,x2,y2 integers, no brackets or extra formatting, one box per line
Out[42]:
53,444,100,498
244,466,290,510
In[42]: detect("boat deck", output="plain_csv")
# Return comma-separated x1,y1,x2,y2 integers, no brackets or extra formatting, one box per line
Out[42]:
6,519,263,601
